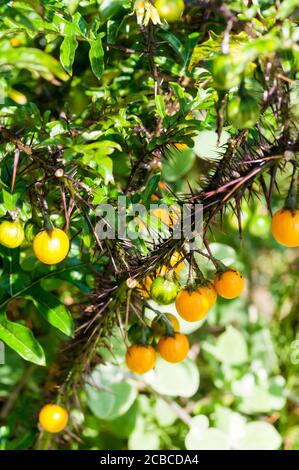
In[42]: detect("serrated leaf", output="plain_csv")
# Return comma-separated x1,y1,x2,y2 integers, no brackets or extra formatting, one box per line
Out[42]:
0,313,45,365
25,286,74,337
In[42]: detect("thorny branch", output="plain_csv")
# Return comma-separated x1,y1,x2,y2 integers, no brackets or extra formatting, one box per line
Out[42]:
1,0,299,448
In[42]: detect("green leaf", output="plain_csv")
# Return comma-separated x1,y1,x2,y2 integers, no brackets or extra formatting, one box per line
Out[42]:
188,31,248,70
108,400,139,438
238,422,282,450
0,247,28,300
0,256,88,313
232,375,286,414
86,364,137,421
145,357,200,397
214,406,247,448
128,415,160,450
155,95,166,119
277,0,299,19
99,0,131,21
155,56,183,77
193,130,230,161
159,30,185,62
0,48,69,82
60,34,78,74
209,242,237,266
185,416,230,450
0,313,45,366
217,326,248,366
46,120,68,137
2,188,20,211
25,286,74,337
89,33,105,80
251,329,279,373
188,428,230,450
162,147,195,182
63,0,81,15
184,32,201,69
154,398,177,427
97,156,114,184
141,174,160,204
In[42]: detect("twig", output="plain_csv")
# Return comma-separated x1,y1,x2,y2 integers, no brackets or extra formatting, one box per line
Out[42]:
0,365,35,420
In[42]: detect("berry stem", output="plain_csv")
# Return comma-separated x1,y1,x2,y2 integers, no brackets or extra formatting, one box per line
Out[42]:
146,303,175,336
284,160,298,213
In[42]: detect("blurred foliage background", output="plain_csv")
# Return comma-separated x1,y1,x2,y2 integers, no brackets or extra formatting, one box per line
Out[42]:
0,0,299,451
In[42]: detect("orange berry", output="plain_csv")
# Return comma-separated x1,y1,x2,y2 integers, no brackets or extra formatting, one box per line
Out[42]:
214,268,244,299
33,228,70,265
175,288,210,322
39,404,69,433
158,332,189,363
125,344,156,374
198,282,217,309
271,208,299,247
152,313,180,337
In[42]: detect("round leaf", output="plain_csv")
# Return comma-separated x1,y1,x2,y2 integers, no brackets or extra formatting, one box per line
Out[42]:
237,422,282,450
145,357,200,397
86,364,137,421
186,426,230,450
128,416,160,450
193,130,230,161
154,398,177,427
217,326,248,365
